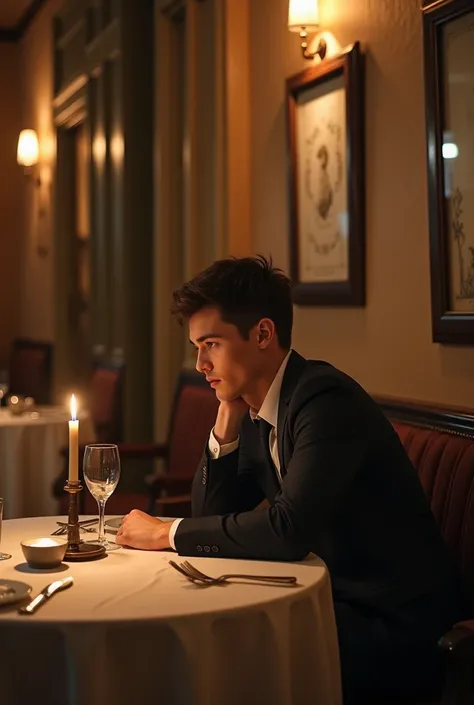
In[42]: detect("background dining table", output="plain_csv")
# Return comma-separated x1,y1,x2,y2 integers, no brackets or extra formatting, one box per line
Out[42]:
0,407,95,518
0,516,342,705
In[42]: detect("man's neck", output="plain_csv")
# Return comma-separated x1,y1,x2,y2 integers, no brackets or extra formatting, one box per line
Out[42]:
244,349,290,412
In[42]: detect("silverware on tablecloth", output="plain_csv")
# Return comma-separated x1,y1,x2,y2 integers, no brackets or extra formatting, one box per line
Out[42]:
169,560,298,586
18,577,74,615
56,519,98,527
51,519,97,536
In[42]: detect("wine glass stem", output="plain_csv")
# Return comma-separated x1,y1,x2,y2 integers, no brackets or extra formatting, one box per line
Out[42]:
97,499,106,543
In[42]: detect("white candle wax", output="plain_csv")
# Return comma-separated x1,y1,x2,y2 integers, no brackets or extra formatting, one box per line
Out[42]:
69,394,79,483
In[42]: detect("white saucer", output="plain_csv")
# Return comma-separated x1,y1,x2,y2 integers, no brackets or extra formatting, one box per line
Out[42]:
0,580,32,607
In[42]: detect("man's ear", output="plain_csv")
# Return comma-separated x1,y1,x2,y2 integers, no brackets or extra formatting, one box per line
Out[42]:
257,319,274,347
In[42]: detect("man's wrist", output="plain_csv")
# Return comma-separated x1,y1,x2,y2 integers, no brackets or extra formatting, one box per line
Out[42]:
213,430,239,444
157,520,172,550
213,420,240,444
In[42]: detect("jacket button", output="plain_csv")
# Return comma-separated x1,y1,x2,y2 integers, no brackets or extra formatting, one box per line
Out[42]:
204,545,210,552
196,545,203,552
211,545,219,552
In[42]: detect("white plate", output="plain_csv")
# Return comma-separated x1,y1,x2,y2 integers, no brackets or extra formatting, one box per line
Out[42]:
104,516,124,532
0,580,32,607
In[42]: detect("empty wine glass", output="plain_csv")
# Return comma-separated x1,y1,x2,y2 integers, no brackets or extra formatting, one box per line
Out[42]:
0,499,12,561
83,444,121,551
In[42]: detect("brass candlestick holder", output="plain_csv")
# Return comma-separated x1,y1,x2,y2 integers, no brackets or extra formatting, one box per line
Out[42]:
63,479,106,561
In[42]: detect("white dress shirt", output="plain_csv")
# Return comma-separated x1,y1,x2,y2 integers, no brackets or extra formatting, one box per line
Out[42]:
168,351,292,550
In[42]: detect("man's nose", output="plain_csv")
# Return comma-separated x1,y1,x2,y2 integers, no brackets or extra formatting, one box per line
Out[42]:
195,350,211,374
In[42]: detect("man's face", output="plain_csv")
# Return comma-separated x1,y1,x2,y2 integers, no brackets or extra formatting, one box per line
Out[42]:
189,307,261,402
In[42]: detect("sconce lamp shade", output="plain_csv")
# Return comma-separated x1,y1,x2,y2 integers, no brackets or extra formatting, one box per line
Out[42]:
17,129,39,168
288,0,319,31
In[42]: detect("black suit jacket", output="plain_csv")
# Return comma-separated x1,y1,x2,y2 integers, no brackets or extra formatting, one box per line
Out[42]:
174,352,460,617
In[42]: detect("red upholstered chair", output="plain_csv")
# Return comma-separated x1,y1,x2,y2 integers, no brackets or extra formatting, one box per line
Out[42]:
9,338,53,405
376,398,474,705
88,363,124,443
52,367,219,517
394,423,474,705
145,368,219,516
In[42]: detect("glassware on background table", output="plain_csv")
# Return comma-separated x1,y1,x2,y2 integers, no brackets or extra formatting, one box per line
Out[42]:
0,369,9,405
83,444,121,551
0,498,12,560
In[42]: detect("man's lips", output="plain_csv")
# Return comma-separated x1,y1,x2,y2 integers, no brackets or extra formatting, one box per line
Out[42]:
207,379,221,387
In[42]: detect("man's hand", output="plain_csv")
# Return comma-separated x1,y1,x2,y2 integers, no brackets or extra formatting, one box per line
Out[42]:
115,509,172,550
214,397,249,444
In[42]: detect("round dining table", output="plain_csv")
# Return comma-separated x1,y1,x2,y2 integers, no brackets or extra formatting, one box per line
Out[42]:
0,407,95,518
0,516,342,705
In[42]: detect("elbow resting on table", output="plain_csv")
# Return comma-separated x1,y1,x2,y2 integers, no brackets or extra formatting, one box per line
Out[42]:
277,545,308,562
266,529,309,562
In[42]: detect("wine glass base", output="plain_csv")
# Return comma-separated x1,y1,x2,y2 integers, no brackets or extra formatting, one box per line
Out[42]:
0,552,12,561
84,539,121,552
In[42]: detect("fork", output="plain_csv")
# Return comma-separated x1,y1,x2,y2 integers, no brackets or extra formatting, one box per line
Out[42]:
169,560,297,586
51,523,97,536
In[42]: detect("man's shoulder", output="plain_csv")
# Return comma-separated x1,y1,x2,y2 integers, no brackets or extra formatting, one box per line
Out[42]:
292,356,363,394
285,354,377,419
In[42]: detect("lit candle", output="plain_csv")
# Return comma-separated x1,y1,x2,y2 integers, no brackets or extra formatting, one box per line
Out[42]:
69,394,79,483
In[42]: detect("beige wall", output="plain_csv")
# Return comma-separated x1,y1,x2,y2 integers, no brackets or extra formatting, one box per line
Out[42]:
18,0,61,342
0,44,22,368
12,0,474,410
249,0,474,406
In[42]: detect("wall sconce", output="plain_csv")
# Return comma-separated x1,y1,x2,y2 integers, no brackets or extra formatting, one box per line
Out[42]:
288,0,326,61
17,129,40,183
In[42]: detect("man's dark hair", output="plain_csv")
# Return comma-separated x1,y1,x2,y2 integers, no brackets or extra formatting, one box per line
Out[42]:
171,255,293,349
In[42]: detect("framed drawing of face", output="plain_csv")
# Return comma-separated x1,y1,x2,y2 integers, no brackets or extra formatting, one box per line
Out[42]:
423,0,474,343
286,42,365,306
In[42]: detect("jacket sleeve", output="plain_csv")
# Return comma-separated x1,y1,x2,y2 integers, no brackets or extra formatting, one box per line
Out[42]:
191,439,265,518
175,384,373,562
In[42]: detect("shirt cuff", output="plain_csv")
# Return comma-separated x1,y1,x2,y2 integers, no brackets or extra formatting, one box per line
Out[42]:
168,518,183,550
208,427,240,459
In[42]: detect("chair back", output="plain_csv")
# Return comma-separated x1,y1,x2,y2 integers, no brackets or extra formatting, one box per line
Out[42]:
376,397,474,617
89,362,124,442
166,368,219,478
9,338,53,404
393,422,474,609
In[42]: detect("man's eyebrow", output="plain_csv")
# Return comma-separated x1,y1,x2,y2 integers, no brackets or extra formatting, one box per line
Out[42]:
189,333,225,345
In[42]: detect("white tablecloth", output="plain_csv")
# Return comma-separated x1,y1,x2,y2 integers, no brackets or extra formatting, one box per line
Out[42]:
0,408,95,518
0,517,342,705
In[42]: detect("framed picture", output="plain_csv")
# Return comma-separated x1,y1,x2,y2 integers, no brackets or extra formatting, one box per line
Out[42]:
423,0,474,344
286,42,365,306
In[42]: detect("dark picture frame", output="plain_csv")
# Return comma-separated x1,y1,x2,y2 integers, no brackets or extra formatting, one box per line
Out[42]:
423,0,474,344
286,42,365,306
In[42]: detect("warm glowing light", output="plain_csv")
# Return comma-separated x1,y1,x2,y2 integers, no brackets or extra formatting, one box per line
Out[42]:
288,0,319,31
442,142,459,159
29,538,62,547
70,394,77,421
17,129,39,167
92,133,106,164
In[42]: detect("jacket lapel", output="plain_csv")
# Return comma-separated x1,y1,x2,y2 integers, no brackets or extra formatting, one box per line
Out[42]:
277,351,307,477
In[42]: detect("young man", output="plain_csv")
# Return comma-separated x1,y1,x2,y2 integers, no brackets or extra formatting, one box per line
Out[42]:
116,256,461,702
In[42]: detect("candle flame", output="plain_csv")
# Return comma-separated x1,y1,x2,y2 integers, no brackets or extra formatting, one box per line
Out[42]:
70,394,77,421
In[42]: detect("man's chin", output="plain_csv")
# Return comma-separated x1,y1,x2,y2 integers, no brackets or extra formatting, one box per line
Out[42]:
214,386,236,402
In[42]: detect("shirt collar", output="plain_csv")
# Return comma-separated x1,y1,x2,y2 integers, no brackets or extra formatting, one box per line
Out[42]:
249,350,292,428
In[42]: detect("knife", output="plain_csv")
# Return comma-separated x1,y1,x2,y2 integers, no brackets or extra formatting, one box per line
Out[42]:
18,577,74,615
